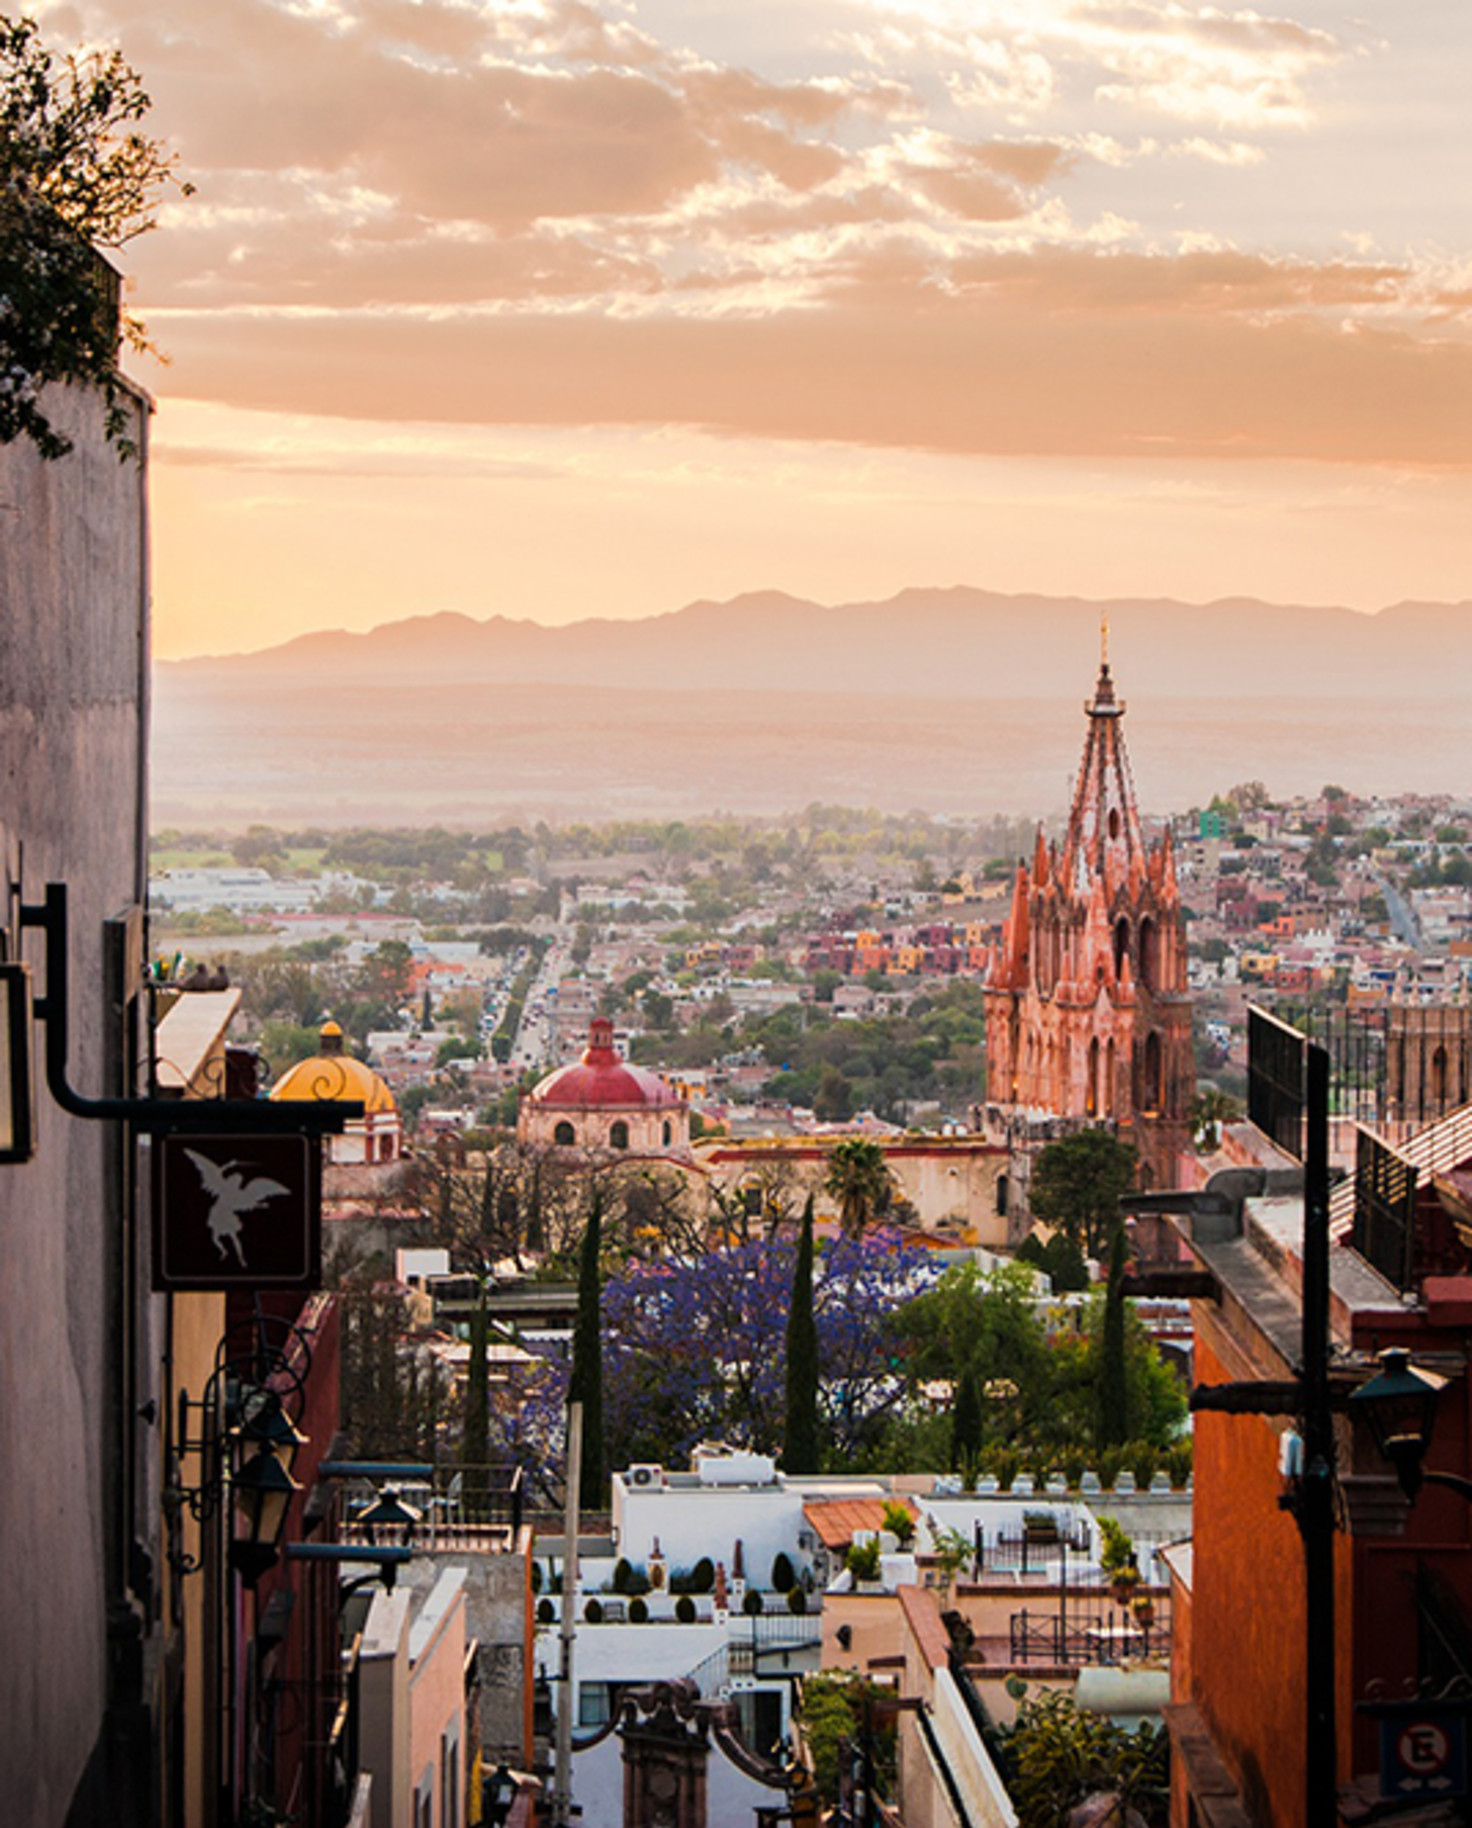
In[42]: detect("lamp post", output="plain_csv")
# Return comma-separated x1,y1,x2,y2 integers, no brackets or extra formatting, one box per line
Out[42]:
1350,1347,1454,1501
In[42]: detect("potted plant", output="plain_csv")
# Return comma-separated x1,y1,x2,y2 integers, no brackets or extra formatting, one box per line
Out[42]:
881,1501,915,1548
846,1537,882,1587
1098,1516,1139,1602
1132,1593,1156,1630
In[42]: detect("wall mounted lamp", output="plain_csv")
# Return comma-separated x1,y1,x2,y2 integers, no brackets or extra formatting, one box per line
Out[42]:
8,881,364,1139
1350,1346,1457,1503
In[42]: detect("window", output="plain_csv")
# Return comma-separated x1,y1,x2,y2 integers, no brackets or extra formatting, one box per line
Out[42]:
610,1120,629,1150
441,1725,461,1828
554,1119,575,1146
579,1682,613,1727
662,1120,672,1147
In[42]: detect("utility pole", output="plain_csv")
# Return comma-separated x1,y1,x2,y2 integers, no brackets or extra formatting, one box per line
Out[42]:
552,1400,582,1828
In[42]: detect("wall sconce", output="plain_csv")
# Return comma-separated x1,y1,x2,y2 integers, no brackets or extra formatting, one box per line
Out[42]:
166,1316,311,1587
0,962,34,1163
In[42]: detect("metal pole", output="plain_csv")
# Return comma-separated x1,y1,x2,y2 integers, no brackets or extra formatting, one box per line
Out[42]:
1299,1043,1338,1828
553,1399,582,1828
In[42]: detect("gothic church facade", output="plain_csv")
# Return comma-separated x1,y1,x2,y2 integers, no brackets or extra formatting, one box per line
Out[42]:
983,658,1193,1193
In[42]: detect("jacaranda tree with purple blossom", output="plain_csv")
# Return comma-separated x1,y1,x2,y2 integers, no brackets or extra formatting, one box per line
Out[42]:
487,1232,934,1486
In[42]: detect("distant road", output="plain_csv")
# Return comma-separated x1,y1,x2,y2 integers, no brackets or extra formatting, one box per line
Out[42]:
1377,875,1421,948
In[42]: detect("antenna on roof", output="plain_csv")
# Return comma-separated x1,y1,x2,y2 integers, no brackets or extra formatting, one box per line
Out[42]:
1101,612,1110,670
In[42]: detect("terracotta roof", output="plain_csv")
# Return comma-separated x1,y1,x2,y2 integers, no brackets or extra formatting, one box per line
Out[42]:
802,1497,915,1550
898,1585,951,1671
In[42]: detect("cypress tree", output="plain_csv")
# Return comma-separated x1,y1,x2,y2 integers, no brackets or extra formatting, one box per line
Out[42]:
462,1281,490,1510
783,1194,820,1472
568,1187,605,1511
951,1361,983,1470
1097,1222,1131,1448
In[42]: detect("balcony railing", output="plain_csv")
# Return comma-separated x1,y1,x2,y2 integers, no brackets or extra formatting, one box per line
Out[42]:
1008,1597,1171,1667
339,1463,524,1551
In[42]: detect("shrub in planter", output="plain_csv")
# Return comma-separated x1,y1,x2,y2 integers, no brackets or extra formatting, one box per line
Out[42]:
691,1557,715,1594
675,1594,697,1624
881,1502,914,1547
743,1590,764,1616
845,1538,881,1583
628,1596,648,1624
788,1587,808,1615
612,1557,633,1594
1166,1441,1194,1490
771,1552,795,1592
536,1599,555,1625
1129,1443,1160,1490
584,1598,603,1623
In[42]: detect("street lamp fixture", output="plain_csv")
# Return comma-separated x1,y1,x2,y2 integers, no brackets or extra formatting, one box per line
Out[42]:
1350,1347,1450,1501
356,1485,421,1547
231,1443,302,1587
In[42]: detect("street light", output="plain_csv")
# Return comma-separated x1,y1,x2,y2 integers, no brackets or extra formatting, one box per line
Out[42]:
1350,1347,1452,1501
230,1443,302,1586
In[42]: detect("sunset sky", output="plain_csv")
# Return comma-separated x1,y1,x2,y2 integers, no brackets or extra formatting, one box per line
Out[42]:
37,0,1472,659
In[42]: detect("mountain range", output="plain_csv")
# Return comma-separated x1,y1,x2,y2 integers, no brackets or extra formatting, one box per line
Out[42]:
168,586,1471,701
152,588,1472,825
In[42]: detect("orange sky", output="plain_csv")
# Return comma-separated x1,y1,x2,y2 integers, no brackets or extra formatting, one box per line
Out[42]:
39,0,1472,658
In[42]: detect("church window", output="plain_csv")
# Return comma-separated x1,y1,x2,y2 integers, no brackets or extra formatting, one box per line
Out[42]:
1433,1045,1449,1108
1108,807,1120,841
662,1120,672,1147
1143,1031,1162,1114
996,1174,1009,1217
554,1120,575,1146
1086,1038,1100,1118
1139,917,1158,993
1114,918,1130,978
610,1120,630,1150
1105,1039,1116,1117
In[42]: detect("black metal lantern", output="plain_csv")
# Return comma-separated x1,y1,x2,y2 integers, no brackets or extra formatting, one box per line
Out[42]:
237,1387,309,1467
485,1764,518,1827
357,1485,421,1547
1349,1347,1447,1497
231,1442,301,1585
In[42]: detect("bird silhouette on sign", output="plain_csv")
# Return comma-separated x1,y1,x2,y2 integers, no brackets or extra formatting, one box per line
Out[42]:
184,1150,290,1268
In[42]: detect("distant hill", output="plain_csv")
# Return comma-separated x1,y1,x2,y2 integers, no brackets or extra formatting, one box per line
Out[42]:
152,588,1472,825
166,586,1472,701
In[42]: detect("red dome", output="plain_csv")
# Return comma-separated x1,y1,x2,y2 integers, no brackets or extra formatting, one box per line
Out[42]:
529,1018,682,1110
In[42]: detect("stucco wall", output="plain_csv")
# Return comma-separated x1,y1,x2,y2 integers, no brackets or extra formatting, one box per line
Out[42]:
0,380,152,1825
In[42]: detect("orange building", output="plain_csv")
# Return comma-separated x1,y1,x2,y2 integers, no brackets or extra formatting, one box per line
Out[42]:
984,657,1193,1192
1162,1086,1472,1826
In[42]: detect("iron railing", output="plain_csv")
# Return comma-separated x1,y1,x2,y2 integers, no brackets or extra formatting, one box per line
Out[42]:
1008,1597,1171,1667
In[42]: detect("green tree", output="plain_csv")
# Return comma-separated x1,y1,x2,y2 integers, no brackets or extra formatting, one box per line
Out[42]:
782,1196,820,1472
1097,1225,1130,1449
461,1281,490,1507
568,1188,605,1511
0,14,190,458
1001,1687,1167,1828
1029,1128,1138,1257
950,1361,982,1470
824,1137,893,1239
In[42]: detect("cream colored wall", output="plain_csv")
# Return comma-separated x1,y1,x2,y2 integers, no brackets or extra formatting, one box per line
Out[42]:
169,1290,227,1828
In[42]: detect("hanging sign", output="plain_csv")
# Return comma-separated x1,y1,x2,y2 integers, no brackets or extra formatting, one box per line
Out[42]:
153,1133,321,1291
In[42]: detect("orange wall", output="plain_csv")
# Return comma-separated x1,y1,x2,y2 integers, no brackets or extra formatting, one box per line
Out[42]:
1189,1333,1354,1828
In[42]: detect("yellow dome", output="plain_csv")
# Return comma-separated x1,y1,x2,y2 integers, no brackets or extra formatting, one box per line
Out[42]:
270,1050,397,1114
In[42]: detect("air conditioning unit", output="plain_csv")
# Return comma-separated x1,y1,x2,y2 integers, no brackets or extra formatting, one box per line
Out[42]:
628,1464,664,1489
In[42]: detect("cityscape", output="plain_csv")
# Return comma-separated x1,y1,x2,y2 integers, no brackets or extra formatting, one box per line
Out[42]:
6,5,1472,1828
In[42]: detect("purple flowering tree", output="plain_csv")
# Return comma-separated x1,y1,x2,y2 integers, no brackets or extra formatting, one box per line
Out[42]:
488,1234,933,1487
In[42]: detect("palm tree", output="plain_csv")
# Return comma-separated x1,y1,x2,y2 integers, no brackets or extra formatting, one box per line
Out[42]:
824,1138,893,1240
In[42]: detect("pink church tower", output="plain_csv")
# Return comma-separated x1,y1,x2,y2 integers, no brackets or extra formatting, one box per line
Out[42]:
983,651,1193,1196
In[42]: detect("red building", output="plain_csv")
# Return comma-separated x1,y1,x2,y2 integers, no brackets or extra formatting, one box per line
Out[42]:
983,657,1194,1191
